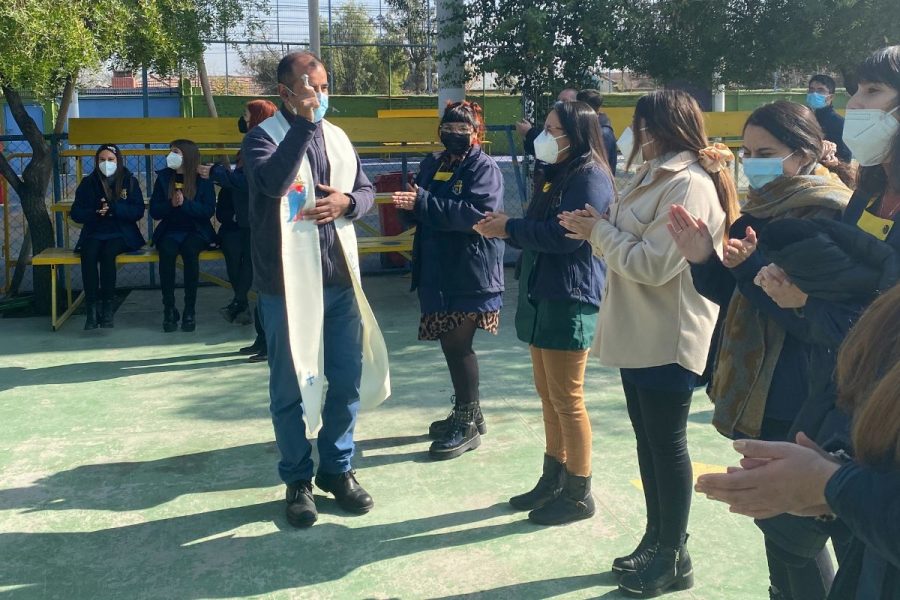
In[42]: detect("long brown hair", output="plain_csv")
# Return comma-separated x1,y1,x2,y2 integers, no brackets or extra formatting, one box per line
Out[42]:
836,282,900,466
94,143,127,202
168,139,200,201
854,45,900,195
630,90,740,238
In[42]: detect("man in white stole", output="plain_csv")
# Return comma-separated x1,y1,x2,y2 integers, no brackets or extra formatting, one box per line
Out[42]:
242,52,390,528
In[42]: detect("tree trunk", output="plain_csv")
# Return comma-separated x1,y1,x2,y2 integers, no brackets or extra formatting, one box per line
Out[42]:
197,57,219,118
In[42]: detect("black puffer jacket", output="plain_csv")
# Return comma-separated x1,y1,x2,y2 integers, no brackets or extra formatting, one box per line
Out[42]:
759,217,900,303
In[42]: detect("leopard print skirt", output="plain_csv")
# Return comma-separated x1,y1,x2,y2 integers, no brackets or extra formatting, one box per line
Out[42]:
418,311,500,341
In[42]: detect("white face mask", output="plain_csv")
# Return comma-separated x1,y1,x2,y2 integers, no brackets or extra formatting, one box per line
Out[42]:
99,160,117,177
166,152,183,170
842,106,900,166
617,127,643,167
534,130,569,164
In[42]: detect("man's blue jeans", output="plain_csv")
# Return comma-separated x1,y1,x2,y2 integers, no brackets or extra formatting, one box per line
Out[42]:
259,286,363,483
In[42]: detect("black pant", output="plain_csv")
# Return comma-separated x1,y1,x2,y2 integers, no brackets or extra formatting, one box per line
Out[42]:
220,227,252,306
157,233,206,310
79,237,128,304
622,377,694,548
440,318,479,408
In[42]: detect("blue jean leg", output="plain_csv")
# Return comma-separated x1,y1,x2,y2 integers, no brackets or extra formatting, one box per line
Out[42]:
317,285,363,475
258,292,314,483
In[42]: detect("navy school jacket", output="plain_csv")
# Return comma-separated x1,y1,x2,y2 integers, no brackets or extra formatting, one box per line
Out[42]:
70,169,146,251
149,168,216,246
407,146,505,296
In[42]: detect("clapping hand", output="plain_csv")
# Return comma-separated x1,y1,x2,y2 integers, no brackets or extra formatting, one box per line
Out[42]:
473,212,509,239
667,204,714,264
754,263,808,308
558,204,606,241
722,226,758,268
392,183,418,211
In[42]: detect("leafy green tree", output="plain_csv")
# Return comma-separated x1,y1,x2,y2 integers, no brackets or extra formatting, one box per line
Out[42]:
380,0,434,93
449,0,628,121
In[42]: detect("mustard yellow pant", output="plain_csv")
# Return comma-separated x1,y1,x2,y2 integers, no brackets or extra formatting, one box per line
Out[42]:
530,346,592,476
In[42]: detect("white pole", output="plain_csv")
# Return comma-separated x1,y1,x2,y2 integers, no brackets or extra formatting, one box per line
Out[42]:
436,0,464,115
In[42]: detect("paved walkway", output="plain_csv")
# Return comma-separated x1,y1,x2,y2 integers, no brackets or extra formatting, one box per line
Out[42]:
1,272,770,599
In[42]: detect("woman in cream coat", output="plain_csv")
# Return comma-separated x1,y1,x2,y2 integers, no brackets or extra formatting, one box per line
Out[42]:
560,90,739,599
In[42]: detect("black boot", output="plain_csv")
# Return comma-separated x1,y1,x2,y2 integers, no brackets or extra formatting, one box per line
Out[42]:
239,337,265,355
285,480,318,527
509,454,566,511
181,307,196,332
428,404,482,460
618,536,693,598
612,526,659,575
428,396,487,439
315,470,374,514
219,299,239,323
528,471,595,525
163,306,180,332
83,302,99,330
98,300,114,328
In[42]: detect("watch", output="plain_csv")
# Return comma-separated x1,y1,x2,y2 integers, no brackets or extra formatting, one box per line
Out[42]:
346,195,357,216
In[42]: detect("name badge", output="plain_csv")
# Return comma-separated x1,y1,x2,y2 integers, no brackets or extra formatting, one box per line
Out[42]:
433,171,452,182
857,208,894,241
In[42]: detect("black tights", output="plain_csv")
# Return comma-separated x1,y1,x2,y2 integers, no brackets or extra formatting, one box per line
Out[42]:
157,233,206,310
79,237,128,304
439,318,479,407
622,378,694,548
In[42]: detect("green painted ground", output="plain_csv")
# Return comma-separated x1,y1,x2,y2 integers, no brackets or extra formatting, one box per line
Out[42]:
1,272,770,599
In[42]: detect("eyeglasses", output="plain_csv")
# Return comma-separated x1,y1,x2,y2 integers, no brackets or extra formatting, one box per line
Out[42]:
440,124,475,134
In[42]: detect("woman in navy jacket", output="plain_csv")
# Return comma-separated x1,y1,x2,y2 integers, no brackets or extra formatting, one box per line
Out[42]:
70,144,145,329
478,100,614,526
392,101,504,461
149,139,215,332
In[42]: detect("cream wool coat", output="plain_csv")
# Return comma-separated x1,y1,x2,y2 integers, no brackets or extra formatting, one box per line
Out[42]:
590,150,726,375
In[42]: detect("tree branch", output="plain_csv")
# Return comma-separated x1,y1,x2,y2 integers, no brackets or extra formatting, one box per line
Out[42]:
54,73,78,136
0,152,24,195
1,84,48,159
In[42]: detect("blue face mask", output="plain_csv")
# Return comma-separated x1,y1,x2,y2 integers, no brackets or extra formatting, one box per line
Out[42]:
806,92,828,110
313,92,329,123
742,154,792,189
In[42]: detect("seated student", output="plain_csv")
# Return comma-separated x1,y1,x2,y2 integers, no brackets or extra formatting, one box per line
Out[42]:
149,139,216,332
70,144,145,329
807,74,852,162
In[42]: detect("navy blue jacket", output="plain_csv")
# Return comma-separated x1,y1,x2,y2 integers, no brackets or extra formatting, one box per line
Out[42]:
242,113,375,295
691,214,819,429
149,168,216,246
211,163,249,228
825,463,900,599
70,170,145,251
814,106,852,163
408,147,505,296
598,112,618,174
506,162,613,307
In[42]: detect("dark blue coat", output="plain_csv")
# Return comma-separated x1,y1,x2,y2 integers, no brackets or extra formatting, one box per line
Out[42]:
149,168,216,246
408,146,505,299
814,106,852,163
211,163,249,229
506,162,613,307
70,169,145,251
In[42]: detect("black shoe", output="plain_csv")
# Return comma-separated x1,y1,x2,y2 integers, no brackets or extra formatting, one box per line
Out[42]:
428,397,487,439
285,480,318,527
163,307,180,332
428,405,482,460
509,454,566,511
528,472,596,525
613,526,659,575
315,470,374,514
618,537,693,598
98,300,114,328
233,306,252,325
181,308,196,332
248,351,268,363
219,300,239,323
239,338,265,355
83,302,99,330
